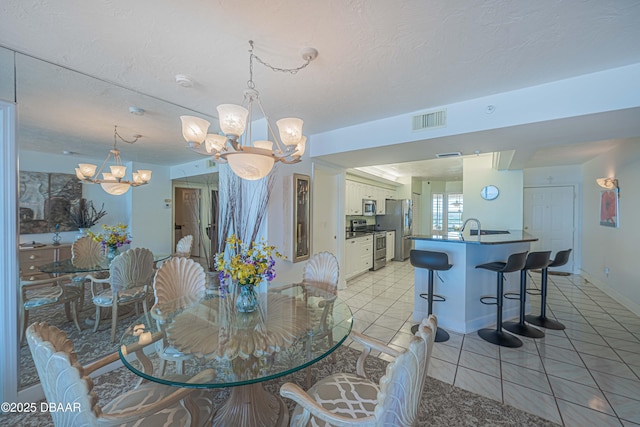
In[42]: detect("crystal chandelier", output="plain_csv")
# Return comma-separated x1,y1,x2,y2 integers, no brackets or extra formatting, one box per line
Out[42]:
75,126,152,195
180,41,318,180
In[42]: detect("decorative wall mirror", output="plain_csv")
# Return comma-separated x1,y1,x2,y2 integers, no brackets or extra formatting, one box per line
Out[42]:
480,185,499,200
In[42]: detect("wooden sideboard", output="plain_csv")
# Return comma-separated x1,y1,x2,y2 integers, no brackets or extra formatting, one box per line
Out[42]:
19,244,71,281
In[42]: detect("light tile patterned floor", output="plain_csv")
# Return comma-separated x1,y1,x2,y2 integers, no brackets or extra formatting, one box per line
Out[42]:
339,260,640,427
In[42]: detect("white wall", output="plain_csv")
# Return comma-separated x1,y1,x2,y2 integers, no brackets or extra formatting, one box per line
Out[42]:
462,154,523,230
580,139,640,315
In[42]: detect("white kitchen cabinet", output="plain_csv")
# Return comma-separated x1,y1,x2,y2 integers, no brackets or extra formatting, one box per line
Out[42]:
386,231,395,262
345,234,373,280
345,180,362,215
345,179,396,217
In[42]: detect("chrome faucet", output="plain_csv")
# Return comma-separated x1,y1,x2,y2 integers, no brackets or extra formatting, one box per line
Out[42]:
460,218,481,237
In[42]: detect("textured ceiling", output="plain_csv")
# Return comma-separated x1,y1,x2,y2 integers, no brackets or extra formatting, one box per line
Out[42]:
1,0,639,177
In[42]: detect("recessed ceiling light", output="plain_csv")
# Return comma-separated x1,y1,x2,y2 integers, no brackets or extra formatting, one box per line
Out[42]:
129,106,145,115
62,150,72,155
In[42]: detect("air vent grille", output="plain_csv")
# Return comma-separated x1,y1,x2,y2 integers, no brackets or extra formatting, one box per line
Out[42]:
412,109,446,131
436,151,461,158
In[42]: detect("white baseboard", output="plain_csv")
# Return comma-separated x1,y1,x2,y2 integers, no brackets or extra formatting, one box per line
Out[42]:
580,269,640,317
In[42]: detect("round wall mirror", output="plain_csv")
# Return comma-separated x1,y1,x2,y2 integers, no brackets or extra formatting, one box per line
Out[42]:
480,185,500,200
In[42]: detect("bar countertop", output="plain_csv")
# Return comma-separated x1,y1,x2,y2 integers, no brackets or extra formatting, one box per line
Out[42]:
410,230,538,245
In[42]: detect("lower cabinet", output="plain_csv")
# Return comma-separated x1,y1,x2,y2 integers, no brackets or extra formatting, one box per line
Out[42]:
345,235,373,280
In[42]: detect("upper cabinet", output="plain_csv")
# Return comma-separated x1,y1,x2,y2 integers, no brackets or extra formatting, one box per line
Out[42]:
345,179,396,216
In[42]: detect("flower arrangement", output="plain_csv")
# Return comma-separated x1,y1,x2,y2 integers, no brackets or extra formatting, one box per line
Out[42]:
66,198,107,229
87,223,131,250
215,234,283,286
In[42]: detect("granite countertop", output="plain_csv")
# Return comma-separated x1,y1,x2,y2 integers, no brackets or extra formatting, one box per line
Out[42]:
410,230,538,245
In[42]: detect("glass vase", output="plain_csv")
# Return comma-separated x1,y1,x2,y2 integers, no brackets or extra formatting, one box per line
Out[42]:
236,284,258,313
76,228,88,241
106,246,120,262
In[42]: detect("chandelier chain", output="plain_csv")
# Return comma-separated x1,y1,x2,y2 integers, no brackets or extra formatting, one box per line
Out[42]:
246,40,312,90
113,125,140,148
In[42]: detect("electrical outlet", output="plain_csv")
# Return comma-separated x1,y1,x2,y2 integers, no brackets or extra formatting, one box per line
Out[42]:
604,267,610,277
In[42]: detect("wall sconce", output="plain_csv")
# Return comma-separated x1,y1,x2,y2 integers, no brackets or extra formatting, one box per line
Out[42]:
596,177,619,190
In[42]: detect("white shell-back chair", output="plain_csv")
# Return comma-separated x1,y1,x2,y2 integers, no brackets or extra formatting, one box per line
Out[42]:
26,322,215,426
280,315,437,427
175,234,193,258
152,257,206,375
71,235,106,310
20,274,81,345
86,247,154,342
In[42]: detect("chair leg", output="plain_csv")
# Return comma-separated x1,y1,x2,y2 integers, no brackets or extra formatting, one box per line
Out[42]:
71,300,81,332
159,359,167,376
93,306,101,332
177,360,185,375
111,304,118,343
64,301,72,320
21,309,29,346
143,296,151,326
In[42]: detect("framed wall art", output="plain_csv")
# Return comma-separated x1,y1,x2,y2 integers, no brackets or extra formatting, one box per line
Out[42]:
599,189,619,228
19,171,82,234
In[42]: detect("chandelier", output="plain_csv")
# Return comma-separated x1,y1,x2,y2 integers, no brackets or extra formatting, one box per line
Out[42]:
180,41,318,180
75,126,152,195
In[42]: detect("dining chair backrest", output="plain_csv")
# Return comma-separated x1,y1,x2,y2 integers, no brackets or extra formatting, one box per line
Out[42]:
303,252,339,291
153,256,206,306
27,322,100,425
175,235,193,257
374,325,432,426
109,247,154,292
71,236,103,268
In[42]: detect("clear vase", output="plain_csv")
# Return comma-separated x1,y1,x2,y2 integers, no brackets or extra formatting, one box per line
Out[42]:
236,284,258,313
106,246,119,262
76,228,88,241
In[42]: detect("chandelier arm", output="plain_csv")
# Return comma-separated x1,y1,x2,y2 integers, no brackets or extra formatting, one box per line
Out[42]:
90,151,114,182
254,97,286,154
278,156,302,165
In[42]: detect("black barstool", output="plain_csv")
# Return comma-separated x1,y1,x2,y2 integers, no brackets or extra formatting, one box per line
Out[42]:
502,251,550,338
409,250,452,342
476,251,528,348
525,249,572,330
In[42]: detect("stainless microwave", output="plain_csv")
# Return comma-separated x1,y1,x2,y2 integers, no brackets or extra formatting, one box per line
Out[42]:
363,199,377,216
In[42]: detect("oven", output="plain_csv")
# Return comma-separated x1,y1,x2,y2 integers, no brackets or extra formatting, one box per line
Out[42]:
372,232,387,271
362,199,377,216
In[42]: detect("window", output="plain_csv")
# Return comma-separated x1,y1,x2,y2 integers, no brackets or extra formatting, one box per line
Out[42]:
447,193,463,231
432,193,443,231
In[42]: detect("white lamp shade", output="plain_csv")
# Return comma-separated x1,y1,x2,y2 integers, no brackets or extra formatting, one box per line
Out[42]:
253,140,273,151
276,118,304,145
75,168,86,180
217,104,249,137
180,116,211,144
102,172,115,181
78,163,97,178
138,170,152,182
205,134,227,153
226,152,275,180
110,165,126,178
132,172,142,184
100,182,131,195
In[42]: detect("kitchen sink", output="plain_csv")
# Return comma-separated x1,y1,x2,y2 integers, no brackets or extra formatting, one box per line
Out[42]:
470,229,510,235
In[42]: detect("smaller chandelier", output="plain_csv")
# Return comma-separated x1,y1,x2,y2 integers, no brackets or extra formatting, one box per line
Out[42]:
75,125,152,195
181,41,317,180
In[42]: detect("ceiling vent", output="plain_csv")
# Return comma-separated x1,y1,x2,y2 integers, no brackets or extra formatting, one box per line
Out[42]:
412,109,446,131
435,151,461,158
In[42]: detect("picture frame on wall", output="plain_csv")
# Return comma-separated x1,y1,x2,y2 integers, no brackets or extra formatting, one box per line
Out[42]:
599,189,619,228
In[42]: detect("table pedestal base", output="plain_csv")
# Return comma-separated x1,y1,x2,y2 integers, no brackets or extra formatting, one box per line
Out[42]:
212,382,289,427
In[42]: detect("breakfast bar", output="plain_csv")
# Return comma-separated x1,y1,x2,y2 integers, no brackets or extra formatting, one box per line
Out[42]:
410,230,538,334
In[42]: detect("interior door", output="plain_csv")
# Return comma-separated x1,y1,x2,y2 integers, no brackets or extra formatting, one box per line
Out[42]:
524,186,575,273
175,187,201,257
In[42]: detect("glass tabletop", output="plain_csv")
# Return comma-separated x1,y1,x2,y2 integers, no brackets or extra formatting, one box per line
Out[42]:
38,253,171,274
119,282,353,388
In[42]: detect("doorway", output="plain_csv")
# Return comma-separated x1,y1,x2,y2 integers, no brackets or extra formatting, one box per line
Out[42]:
523,186,575,273
174,187,201,258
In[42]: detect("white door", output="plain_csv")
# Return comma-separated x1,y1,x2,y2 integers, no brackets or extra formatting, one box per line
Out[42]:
523,186,575,273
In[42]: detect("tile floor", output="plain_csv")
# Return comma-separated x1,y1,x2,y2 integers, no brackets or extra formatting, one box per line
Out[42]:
339,260,640,427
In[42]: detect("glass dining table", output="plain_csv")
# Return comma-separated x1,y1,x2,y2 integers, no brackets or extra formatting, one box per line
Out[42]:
38,253,170,274
119,282,353,427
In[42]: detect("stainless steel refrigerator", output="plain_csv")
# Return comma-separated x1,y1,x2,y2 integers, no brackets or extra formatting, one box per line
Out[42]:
376,199,413,261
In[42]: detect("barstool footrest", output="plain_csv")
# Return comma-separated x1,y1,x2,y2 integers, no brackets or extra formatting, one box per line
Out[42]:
503,292,520,300
525,288,542,296
480,296,498,305
418,293,446,303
